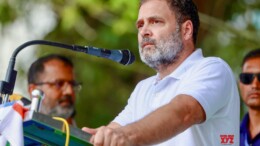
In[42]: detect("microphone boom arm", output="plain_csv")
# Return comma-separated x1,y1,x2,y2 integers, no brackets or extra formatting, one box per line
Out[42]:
0,40,134,103
1,40,78,98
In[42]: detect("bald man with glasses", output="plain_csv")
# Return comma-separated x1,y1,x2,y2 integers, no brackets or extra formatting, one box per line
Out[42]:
239,49,260,146
28,54,81,126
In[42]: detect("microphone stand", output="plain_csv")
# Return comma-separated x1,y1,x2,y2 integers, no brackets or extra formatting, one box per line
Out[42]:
0,40,92,145
0,40,87,104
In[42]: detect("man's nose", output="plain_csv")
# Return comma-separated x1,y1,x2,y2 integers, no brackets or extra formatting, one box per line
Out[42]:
251,76,260,89
62,82,75,95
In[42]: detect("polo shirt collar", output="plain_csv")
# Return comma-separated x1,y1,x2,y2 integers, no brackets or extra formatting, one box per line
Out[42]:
153,49,203,85
168,48,204,80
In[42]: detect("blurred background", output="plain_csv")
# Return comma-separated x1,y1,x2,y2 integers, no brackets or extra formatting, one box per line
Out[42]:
0,0,259,128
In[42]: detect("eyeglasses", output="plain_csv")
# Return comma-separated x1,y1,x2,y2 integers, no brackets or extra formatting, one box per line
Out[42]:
239,73,260,85
34,80,82,92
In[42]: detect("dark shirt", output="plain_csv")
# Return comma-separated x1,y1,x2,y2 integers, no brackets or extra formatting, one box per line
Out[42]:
240,113,260,146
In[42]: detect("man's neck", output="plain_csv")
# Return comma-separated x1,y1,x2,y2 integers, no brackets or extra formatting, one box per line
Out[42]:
157,48,195,80
157,63,180,80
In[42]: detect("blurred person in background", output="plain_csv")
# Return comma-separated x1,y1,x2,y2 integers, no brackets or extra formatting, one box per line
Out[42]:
82,0,240,145
239,49,260,146
27,54,81,126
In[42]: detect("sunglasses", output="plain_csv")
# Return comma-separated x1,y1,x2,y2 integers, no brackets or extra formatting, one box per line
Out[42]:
239,73,260,85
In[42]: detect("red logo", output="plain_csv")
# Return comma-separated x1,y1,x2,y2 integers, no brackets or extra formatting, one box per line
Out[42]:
220,135,234,145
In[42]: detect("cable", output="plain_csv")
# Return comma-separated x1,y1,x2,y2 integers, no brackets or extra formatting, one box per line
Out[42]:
52,117,70,146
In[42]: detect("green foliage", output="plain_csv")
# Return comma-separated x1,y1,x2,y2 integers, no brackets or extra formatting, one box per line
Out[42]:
0,1,16,24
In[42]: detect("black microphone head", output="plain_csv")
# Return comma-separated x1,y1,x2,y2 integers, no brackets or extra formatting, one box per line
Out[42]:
120,50,135,65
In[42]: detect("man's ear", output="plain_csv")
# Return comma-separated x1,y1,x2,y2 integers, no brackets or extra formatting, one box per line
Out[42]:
181,20,193,41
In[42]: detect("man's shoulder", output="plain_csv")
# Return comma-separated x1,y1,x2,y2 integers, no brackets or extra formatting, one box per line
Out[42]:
200,56,227,65
195,56,232,73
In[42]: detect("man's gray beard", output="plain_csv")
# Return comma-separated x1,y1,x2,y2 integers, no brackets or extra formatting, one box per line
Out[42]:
40,96,75,119
40,105,75,119
139,29,183,70
42,106,75,119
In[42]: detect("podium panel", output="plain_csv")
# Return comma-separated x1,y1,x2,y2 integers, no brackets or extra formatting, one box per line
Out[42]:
23,111,92,146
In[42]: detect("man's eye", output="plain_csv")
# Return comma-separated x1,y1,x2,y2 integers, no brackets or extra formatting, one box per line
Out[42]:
56,81,64,88
152,20,161,24
137,23,143,29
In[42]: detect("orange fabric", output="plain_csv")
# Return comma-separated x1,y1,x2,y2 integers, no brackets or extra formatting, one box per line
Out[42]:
12,103,28,119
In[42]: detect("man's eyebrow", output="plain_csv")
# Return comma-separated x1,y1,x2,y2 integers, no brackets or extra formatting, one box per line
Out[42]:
136,16,163,23
149,16,162,20
136,16,164,28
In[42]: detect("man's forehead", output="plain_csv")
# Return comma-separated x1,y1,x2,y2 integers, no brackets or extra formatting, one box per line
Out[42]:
243,58,260,71
40,61,73,78
137,0,174,20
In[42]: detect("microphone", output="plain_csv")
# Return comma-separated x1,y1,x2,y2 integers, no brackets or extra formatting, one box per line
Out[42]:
71,46,135,65
30,89,44,112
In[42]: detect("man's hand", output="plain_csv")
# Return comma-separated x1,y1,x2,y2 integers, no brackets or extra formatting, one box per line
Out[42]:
82,126,133,146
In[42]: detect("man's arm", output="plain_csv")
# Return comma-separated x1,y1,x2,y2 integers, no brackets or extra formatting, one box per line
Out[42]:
83,94,206,146
120,94,206,145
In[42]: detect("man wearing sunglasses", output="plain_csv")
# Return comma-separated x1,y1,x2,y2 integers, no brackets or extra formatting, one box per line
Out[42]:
239,49,260,146
27,54,81,126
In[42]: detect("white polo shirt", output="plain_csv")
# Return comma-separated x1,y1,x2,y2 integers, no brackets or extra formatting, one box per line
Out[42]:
113,49,240,146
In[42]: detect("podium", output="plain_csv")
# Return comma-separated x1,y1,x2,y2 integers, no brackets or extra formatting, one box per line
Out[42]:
23,111,92,146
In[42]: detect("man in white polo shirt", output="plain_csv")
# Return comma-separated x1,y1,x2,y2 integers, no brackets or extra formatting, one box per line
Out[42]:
82,0,240,145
